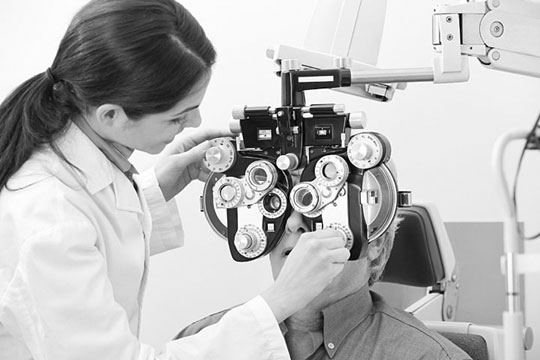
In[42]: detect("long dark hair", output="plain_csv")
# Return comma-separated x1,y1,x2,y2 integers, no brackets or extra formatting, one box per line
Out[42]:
0,0,216,190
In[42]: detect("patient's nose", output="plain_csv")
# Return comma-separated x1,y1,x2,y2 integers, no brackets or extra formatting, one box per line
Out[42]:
285,210,308,234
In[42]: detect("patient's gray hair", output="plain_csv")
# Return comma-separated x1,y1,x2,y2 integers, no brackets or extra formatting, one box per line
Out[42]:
366,158,401,286
367,214,403,287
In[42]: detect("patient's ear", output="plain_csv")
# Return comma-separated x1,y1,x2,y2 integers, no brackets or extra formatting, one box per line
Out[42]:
367,237,385,262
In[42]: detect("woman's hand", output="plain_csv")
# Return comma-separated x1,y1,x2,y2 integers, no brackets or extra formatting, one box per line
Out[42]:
261,229,350,322
155,128,231,201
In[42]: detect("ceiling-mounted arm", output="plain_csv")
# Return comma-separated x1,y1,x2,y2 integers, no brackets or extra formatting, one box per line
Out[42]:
433,0,540,80
269,0,540,102
268,0,406,102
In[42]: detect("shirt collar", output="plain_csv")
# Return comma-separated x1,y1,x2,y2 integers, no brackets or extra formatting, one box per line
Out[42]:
322,285,373,358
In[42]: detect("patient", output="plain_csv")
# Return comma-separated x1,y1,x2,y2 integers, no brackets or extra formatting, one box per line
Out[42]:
176,171,472,360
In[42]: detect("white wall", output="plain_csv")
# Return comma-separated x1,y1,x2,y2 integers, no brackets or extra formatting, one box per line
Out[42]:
1,0,540,357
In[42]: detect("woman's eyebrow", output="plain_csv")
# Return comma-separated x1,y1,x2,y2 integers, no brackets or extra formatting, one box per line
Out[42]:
171,105,199,117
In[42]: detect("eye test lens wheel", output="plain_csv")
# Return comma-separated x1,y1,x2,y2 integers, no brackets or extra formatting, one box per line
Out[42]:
245,160,278,192
258,188,287,219
290,183,320,214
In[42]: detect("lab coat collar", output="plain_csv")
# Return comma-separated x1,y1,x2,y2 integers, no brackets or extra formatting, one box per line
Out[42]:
71,116,136,176
55,122,143,214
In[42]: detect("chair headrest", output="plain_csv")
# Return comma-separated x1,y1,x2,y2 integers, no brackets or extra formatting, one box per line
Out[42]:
381,205,446,287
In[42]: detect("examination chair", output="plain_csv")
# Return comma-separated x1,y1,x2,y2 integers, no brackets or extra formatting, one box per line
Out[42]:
380,203,533,360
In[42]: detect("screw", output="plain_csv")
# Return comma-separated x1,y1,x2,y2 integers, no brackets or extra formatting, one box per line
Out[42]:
277,111,284,117
446,34,454,41
492,0,500,7
492,51,501,61
490,21,504,37
446,16,452,23
446,306,454,319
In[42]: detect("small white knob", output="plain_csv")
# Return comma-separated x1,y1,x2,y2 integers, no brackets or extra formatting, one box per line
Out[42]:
333,57,352,69
281,59,301,73
349,112,367,129
229,119,242,134
232,105,246,120
276,153,299,170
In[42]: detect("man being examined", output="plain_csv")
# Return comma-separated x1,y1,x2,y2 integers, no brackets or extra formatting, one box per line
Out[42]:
176,170,471,360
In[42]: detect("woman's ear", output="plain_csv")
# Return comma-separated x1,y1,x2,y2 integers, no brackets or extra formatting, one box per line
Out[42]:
95,104,129,129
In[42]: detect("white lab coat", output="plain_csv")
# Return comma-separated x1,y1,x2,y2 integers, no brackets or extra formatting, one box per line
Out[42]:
0,123,290,360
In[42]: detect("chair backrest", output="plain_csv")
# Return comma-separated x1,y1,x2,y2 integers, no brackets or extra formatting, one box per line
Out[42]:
425,321,507,360
382,204,447,286
440,332,489,360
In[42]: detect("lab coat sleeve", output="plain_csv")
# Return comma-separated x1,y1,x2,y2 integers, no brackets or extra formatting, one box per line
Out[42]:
10,211,290,360
135,169,184,255
146,296,291,360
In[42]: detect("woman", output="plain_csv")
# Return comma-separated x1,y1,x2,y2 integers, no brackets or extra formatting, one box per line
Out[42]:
0,0,349,359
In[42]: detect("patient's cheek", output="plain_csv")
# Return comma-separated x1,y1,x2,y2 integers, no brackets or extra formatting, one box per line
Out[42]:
269,253,284,280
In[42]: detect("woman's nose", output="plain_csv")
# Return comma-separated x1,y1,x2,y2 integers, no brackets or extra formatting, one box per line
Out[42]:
185,109,202,128
285,210,308,234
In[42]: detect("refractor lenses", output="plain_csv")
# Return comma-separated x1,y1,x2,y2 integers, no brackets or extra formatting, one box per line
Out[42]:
290,183,320,214
290,155,349,217
214,160,278,209
258,188,287,219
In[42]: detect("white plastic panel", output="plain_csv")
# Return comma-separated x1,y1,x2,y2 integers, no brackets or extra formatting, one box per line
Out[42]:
304,0,387,66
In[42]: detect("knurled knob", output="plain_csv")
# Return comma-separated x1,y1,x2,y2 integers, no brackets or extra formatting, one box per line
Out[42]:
276,153,299,170
229,119,242,134
348,112,367,129
232,105,246,120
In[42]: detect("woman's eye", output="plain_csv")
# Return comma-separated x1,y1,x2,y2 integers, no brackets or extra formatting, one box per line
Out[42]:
170,116,187,125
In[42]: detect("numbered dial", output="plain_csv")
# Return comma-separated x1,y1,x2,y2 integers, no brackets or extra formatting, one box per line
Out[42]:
315,155,349,188
325,223,354,250
203,138,237,173
347,133,389,169
234,225,267,258
214,177,244,208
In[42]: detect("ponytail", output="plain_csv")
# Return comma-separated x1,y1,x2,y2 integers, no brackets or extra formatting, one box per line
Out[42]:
0,71,81,190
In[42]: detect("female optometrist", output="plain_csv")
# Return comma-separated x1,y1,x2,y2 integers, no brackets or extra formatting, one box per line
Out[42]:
0,0,350,359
